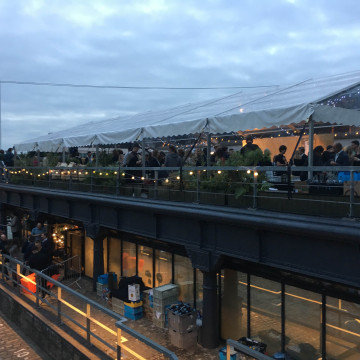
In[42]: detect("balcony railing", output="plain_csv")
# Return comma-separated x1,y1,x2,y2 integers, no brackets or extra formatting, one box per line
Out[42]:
1,165,360,218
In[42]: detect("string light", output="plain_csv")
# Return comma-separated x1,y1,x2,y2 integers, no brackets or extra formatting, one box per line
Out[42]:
218,170,222,174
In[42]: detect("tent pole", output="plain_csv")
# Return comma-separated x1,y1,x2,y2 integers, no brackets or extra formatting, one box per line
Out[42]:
207,133,211,166
95,145,99,169
308,117,314,181
142,138,146,178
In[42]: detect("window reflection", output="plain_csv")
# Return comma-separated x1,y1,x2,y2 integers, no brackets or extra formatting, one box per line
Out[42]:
285,286,321,360
155,250,172,287
250,276,281,355
174,255,194,304
221,269,247,340
122,241,136,277
108,237,121,281
138,245,153,287
196,269,203,311
326,296,360,359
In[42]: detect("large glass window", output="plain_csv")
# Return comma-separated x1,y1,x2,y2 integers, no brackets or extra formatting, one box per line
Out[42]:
221,269,248,340
250,276,281,355
196,269,203,311
108,237,121,281
285,286,321,360
155,250,172,287
326,296,360,359
84,236,93,278
138,245,153,287
122,241,136,277
174,255,194,304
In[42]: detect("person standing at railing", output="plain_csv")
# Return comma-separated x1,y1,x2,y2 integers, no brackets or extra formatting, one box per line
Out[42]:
240,135,260,155
29,239,51,298
9,213,20,240
350,140,360,166
273,145,288,180
31,222,45,241
3,148,14,167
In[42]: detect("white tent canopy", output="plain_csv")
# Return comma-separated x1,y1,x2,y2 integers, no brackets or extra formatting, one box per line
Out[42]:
15,71,360,152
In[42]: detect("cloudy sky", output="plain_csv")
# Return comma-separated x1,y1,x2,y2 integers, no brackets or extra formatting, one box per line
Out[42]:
1,0,359,149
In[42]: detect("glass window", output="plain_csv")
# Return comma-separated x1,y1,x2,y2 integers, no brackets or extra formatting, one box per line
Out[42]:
196,269,203,311
122,241,136,277
221,269,248,340
108,237,121,282
250,276,281,355
174,255,194,304
155,250,172,287
138,245,153,287
326,296,360,359
285,286,321,360
84,236,93,278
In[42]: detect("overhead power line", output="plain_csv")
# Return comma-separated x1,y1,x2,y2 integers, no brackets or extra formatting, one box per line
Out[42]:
0,80,279,90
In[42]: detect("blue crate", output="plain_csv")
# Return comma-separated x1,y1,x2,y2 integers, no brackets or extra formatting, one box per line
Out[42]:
219,347,236,360
126,311,143,320
97,273,118,285
273,353,286,359
338,171,360,183
124,305,143,316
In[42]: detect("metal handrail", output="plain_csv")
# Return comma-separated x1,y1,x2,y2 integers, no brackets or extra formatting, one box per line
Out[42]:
0,253,178,360
3,165,360,218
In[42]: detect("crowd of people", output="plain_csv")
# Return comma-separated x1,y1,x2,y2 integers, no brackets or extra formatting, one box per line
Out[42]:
0,219,54,297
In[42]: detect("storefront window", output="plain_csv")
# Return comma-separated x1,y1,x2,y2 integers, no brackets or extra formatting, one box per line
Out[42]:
285,286,321,360
138,245,153,287
196,269,203,311
174,255,193,304
221,269,247,340
108,237,121,281
122,241,136,277
155,250,172,287
326,296,360,359
250,276,281,355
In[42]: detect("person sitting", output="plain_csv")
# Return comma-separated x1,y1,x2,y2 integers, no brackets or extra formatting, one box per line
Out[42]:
330,143,350,166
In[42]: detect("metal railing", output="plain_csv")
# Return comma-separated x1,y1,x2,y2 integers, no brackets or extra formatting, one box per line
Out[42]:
2,165,360,218
0,253,178,360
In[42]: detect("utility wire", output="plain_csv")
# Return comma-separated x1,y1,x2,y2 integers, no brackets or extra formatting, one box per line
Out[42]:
0,80,279,90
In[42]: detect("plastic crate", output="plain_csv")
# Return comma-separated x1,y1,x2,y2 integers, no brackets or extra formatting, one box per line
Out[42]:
113,304,125,315
124,305,143,316
96,282,108,296
153,294,179,308
97,273,118,285
168,310,197,332
126,311,143,320
169,328,198,349
124,300,143,308
153,317,167,328
219,347,236,360
338,171,360,183
153,284,179,300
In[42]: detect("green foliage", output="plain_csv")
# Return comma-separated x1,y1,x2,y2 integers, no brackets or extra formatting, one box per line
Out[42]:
46,152,61,166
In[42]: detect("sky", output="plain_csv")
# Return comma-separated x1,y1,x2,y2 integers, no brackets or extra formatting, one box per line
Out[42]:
0,0,360,149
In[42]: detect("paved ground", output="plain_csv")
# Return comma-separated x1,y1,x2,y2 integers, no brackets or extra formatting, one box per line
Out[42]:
0,310,50,360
